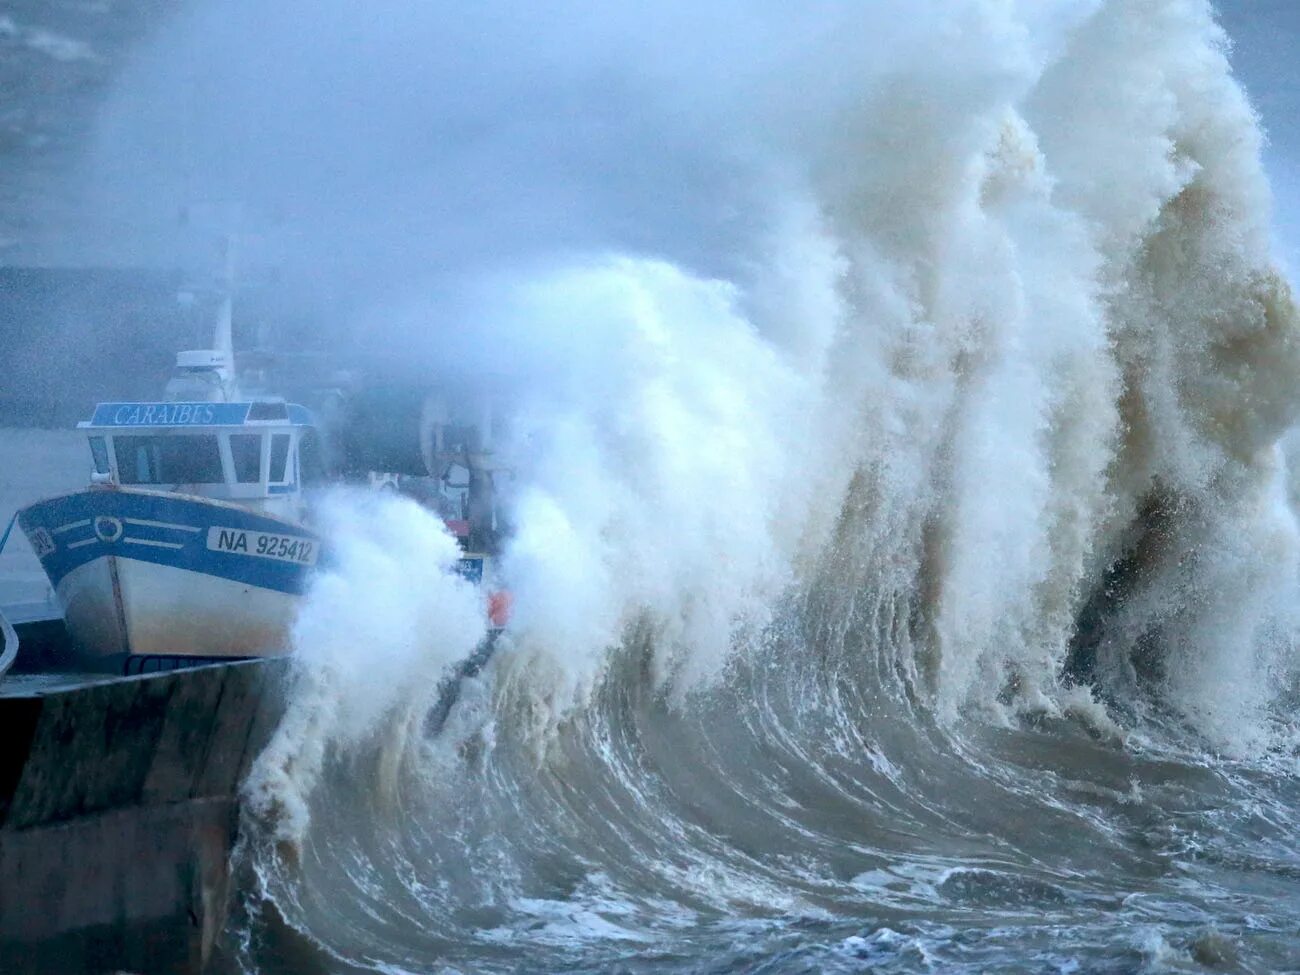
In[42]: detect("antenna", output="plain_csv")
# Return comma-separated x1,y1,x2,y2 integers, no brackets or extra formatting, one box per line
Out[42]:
213,232,237,361
166,215,243,403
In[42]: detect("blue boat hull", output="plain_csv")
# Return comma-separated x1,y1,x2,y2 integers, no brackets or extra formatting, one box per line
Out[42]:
18,487,320,666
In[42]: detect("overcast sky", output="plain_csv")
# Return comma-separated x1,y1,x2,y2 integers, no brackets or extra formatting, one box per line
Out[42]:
1217,0,1300,268
1,1,1297,269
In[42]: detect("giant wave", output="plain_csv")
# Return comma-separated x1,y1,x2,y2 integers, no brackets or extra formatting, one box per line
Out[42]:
89,1,1300,970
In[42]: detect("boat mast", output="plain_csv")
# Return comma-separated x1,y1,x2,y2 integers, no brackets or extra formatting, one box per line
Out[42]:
166,231,240,403
213,234,236,368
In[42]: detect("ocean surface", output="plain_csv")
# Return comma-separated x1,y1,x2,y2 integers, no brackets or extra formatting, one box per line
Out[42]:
7,2,1300,974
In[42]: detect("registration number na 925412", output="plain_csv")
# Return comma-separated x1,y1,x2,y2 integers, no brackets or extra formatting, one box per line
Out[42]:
206,526,317,565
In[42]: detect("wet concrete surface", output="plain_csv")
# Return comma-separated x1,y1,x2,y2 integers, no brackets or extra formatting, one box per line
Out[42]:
0,629,286,974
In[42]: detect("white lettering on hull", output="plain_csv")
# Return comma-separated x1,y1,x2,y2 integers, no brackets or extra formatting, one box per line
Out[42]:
206,527,317,565
29,527,55,558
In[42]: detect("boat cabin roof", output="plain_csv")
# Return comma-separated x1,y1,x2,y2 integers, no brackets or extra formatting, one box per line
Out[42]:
76,401,318,501
79,401,314,431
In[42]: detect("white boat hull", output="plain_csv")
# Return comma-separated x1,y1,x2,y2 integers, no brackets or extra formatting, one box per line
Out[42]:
59,556,298,661
19,487,318,669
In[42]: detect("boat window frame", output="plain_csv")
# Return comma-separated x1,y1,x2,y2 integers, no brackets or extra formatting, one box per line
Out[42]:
88,436,110,475
111,431,226,486
268,433,292,484
91,419,306,496
227,432,264,484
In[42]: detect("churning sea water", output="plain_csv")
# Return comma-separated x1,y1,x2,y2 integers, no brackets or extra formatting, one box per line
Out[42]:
224,3,1300,972
7,1,1300,972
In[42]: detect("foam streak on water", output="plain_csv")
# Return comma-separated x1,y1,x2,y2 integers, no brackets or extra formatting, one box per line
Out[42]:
208,1,1300,970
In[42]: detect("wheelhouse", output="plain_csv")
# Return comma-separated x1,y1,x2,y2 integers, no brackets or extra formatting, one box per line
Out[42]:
79,400,317,514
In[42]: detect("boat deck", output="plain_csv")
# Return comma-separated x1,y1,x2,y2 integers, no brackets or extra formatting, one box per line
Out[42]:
0,601,100,694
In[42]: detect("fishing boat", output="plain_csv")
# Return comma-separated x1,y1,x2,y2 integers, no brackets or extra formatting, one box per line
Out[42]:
13,277,329,671
13,293,510,674
17,402,321,670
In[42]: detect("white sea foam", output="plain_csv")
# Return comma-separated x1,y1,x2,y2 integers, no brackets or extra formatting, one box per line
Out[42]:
137,5,1300,970
243,492,486,842
208,0,1300,849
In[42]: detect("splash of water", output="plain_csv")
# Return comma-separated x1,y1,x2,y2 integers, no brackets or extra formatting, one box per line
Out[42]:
190,0,1300,968
244,493,486,844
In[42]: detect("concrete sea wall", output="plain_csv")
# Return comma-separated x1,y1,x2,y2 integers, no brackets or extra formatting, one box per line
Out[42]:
0,655,287,974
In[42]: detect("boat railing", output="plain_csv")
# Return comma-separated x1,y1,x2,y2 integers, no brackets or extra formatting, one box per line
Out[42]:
0,605,17,679
0,512,17,677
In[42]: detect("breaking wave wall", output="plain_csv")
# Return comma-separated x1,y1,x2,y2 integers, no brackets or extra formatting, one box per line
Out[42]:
111,0,1300,969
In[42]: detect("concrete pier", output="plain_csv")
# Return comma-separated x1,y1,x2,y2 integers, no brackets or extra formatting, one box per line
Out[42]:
0,643,287,974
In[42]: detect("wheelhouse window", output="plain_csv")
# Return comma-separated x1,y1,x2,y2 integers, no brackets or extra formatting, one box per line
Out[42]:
88,436,109,475
269,434,291,483
115,434,224,485
299,430,325,485
229,434,263,483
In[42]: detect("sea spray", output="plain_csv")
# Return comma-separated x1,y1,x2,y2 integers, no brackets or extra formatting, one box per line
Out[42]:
141,0,1300,968
490,258,825,711
243,492,486,846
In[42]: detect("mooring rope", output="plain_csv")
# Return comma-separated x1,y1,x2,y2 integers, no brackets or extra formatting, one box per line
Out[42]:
0,511,16,558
